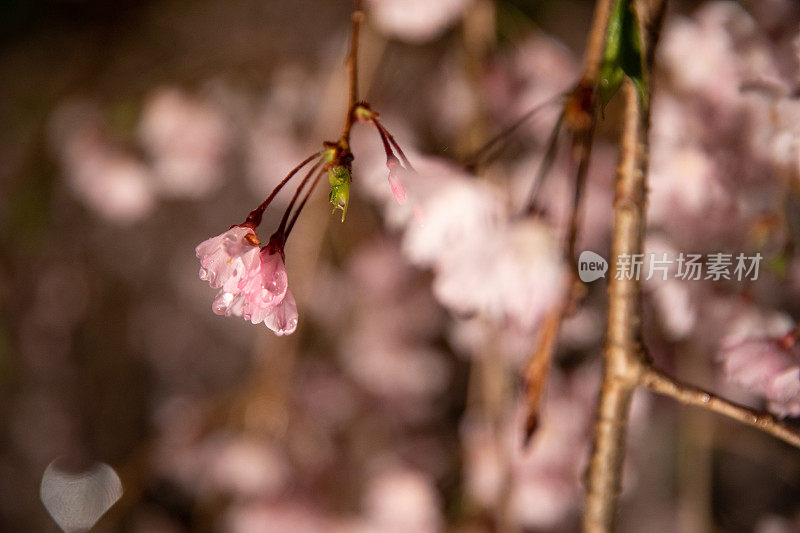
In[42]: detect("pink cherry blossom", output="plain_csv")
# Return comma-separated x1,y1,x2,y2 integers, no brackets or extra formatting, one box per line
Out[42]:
195,226,259,290
197,229,296,333
718,333,800,417
237,249,289,325
431,218,566,330
138,87,230,199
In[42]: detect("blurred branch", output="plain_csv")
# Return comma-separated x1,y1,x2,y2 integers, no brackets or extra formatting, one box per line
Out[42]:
521,0,618,448
582,0,615,82
523,308,562,441
642,367,800,449
521,0,616,454
465,95,564,173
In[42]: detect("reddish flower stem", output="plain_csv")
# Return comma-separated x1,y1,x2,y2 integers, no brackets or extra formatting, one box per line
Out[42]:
285,168,326,237
373,118,414,171
374,123,399,167
245,152,322,228
277,159,325,234
522,112,564,216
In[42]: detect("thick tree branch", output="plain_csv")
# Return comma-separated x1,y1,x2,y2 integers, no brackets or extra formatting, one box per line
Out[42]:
582,78,651,533
576,0,800,530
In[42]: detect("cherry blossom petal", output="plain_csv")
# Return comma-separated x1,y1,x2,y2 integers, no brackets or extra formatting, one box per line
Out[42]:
264,290,298,336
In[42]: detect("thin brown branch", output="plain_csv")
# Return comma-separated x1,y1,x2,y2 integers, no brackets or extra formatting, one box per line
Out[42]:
523,308,562,442
340,10,364,149
245,151,322,228
641,367,800,449
278,158,325,234
464,94,564,172
582,79,650,533
577,0,800,527
523,112,564,215
566,118,597,266
582,0,616,82
582,0,667,527
286,168,326,237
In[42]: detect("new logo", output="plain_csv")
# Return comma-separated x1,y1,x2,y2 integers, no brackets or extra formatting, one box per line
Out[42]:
578,250,608,282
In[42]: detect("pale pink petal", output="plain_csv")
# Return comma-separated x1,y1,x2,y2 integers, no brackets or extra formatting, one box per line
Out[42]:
388,168,407,205
239,250,289,324
196,227,258,289
264,290,298,336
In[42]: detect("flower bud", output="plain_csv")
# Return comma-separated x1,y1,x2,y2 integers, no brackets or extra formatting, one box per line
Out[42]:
328,165,351,222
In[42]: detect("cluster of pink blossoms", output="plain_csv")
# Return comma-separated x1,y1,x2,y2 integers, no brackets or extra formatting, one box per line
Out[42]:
196,227,297,336
195,105,412,336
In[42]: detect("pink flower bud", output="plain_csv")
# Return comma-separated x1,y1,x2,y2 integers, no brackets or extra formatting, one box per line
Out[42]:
388,166,407,205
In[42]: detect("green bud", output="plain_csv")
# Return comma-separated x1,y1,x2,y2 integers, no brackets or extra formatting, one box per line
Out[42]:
328,165,351,222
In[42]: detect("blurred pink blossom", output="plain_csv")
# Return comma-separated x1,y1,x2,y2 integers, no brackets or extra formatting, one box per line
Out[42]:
50,102,157,224
202,435,289,499
138,87,231,199
432,218,566,330
718,331,800,417
368,0,471,44
224,502,333,533
362,468,443,533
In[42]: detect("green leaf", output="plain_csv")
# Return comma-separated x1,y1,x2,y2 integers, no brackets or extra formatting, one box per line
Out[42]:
598,0,647,112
